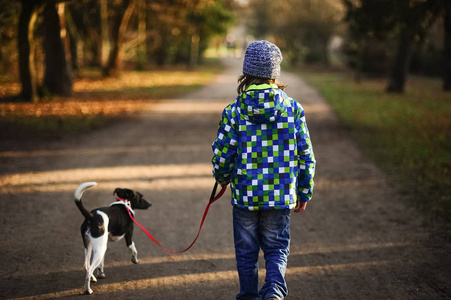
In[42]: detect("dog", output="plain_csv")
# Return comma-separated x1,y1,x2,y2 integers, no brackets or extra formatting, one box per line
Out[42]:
74,182,151,294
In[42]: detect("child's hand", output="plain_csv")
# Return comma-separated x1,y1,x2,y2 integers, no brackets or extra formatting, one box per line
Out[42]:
294,201,307,212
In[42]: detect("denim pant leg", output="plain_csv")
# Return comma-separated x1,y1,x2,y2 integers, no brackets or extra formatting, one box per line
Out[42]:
233,206,261,300
259,209,290,300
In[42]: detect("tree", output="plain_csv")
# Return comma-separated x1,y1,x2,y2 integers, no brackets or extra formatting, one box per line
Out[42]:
13,0,235,91
247,0,273,39
343,0,444,93
444,0,451,91
65,0,102,70
386,0,443,93
186,0,234,68
102,0,135,77
343,0,395,78
247,0,343,66
0,2,20,76
17,0,45,102
148,0,233,67
135,0,146,70
16,0,73,102
42,1,73,96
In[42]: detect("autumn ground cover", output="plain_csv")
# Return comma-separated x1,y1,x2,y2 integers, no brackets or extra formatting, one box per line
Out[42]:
0,61,223,137
301,70,451,233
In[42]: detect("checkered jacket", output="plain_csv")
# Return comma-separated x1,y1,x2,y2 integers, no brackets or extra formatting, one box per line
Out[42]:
211,84,315,210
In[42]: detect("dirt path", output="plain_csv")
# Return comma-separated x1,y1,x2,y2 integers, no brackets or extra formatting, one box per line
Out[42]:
0,58,449,299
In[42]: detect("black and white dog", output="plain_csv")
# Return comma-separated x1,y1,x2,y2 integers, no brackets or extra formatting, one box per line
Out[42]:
74,182,151,294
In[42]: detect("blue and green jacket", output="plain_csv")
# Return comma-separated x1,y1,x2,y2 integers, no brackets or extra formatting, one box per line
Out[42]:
211,83,315,210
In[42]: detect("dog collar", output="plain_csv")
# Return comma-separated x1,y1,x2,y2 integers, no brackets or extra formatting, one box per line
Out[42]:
111,197,135,216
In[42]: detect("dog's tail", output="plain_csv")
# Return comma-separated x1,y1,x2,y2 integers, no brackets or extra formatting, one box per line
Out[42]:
74,182,97,220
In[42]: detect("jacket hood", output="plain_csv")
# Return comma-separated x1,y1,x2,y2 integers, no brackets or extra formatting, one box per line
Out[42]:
237,84,287,124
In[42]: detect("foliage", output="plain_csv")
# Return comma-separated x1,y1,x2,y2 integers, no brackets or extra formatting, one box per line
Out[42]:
342,0,445,82
0,1,20,74
0,0,234,102
246,0,344,66
410,19,445,77
147,0,234,65
63,0,234,68
302,69,451,225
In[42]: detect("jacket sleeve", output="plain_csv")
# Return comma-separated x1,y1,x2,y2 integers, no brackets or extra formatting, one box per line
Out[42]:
294,102,316,202
211,105,239,185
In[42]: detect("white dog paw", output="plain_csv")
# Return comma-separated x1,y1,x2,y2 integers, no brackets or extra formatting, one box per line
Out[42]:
131,257,139,264
84,288,93,295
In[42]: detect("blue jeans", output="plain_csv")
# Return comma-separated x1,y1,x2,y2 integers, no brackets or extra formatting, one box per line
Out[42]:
233,206,291,300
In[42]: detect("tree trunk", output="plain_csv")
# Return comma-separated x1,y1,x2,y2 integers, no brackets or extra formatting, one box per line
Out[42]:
386,25,414,93
444,1,451,91
136,0,146,70
43,2,73,96
321,38,330,66
103,0,134,77
189,33,200,70
99,0,109,67
353,39,366,83
65,8,79,72
17,0,42,102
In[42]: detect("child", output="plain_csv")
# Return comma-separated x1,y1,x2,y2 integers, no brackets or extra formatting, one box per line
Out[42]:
211,40,316,300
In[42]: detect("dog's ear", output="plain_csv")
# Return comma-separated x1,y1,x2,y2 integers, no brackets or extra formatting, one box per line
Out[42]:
113,188,121,196
114,188,134,200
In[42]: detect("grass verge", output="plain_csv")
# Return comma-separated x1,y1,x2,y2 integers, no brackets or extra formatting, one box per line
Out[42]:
0,59,224,138
301,70,451,230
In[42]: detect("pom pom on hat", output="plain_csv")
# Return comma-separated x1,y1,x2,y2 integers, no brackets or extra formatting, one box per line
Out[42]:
243,40,282,79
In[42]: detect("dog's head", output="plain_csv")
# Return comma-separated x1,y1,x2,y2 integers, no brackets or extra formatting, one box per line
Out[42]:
114,188,151,210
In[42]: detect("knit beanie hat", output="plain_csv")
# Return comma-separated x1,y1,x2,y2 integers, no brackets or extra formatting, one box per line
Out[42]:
243,40,283,79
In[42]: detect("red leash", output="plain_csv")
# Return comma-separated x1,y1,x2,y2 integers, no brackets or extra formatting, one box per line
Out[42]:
126,182,227,254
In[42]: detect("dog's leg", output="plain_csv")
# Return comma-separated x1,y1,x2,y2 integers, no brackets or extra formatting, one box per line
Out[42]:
96,256,106,279
85,248,97,283
125,232,139,264
84,265,94,295
83,233,98,284
84,238,107,294
84,240,97,283
84,247,90,271
84,244,92,271
129,241,139,264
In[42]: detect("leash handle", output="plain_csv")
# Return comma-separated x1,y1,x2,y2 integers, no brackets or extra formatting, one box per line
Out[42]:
209,182,227,204
128,182,227,254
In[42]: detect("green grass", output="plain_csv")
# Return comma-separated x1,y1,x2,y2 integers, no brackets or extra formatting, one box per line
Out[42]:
301,70,451,227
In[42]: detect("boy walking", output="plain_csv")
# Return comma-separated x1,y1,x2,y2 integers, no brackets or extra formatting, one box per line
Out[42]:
211,40,315,300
